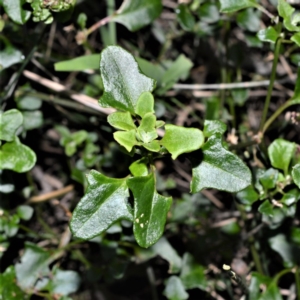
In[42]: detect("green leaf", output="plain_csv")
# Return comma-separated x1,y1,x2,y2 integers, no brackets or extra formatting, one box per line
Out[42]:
180,253,207,290
72,130,88,145
0,137,36,173
278,0,300,32
292,163,300,188
70,170,132,240
15,242,51,290
108,111,136,131
3,0,31,24
0,109,23,141
269,234,297,267
203,120,227,137
136,57,165,84
161,125,204,160
0,44,24,71
237,8,260,32
2,214,20,237
54,54,100,71
152,237,182,274
260,282,283,300
176,4,195,31
143,140,160,152
158,55,193,95
163,276,188,300
258,200,274,217
268,138,295,175
248,272,272,300
137,112,158,143
47,268,80,296
16,95,42,110
114,130,138,152
129,158,148,176
113,0,162,31
0,266,28,300
99,46,155,114
198,3,220,23
257,27,279,43
127,173,172,248
281,189,300,206
17,205,34,221
236,186,259,206
231,88,249,106
259,168,279,189
191,134,251,192
135,92,155,117
22,111,43,131
219,0,257,13
291,32,300,46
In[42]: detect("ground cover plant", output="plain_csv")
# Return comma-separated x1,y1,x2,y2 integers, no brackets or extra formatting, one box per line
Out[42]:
1,0,300,299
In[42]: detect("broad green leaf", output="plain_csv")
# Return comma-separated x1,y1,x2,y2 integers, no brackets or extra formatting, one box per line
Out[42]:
237,8,260,32
291,227,300,245
108,111,136,131
291,32,300,47
127,173,172,248
0,44,24,71
180,253,207,290
257,27,279,43
113,0,162,31
137,112,158,143
163,276,188,300
258,200,274,217
114,130,138,152
152,237,182,273
0,266,28,300
55,54,100,71
3,0,31,24
72,130,88,145
236,186,259,206
143,140,160,152
129,158,148,176
158,55,193,95
198,3,220,23
219,0,257,13
269,234,298,267
176,4,195,31
292,164,300,188
70,170,132,240
161,124,204,160
17,205,34,221
16,95,42,110
268,138,295,175
22,111,43,131
203,120,227,137
15,242,51,290
280,189,300,206
47,268,80,296
0,137,36,173
248,272,272,300
260,282,283,300
0,109,23,141
259,168,278,189
99,46,155,113
278,0,300,32
136,57,165,84
191,134,251,192
135,92,155,117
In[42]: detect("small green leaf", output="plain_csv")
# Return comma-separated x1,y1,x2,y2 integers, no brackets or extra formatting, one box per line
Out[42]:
108,111,136,131
127,173,172,248
176,4,195,31
99,46,155,114
269,234,298,267
180,252,207,290
113,0,162,32
268,138,295,175
152,237,182,274
0,266,28,300
191,134,251,192
219,0,257,13
236,186,259,206
15,242,51,290
248,272,272,300
129,158,148,176
3,0,31,25
258,200,274,217
16,95,42,110
278,0,300,32
291,32,300,47
137,112,158,143
163,276,188,300
0,109,23,142
114,130,138,152
203,120,227,137
72,130,88,145
231,88,249,106
136,57,165,84
257,26,279,43
22,111,43,131
143,140,160,152
156,120,165,128
17,205,34,221
237,8,260,32
281,189,300,206
261,282,283,300
198,3,220,23
161,124,204,160
0,44,24,71
70,170,133,240
55,54,100,71
0,137,36,173
259,168,279,189
292,164,300,188
135,92,155,117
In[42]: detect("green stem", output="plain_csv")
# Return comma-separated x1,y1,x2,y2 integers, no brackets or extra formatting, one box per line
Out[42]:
296,267,300,300
259,38,282,133
107,0,116,45
273,267,293,284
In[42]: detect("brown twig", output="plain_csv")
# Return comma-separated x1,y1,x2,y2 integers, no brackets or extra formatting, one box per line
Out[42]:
28,185,74,203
